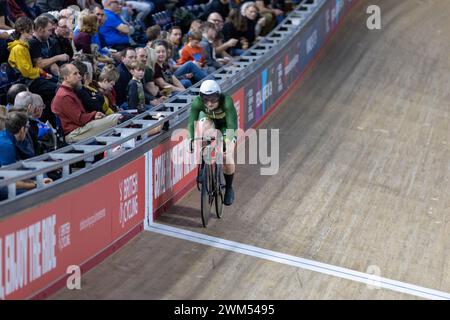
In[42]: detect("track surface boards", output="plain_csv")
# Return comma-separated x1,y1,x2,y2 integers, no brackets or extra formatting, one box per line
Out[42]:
52,0,450,299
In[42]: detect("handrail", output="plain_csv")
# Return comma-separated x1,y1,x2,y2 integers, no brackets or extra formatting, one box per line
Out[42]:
0,0,321,200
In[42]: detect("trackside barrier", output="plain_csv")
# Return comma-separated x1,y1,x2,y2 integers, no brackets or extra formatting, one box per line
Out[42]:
0,0,358,299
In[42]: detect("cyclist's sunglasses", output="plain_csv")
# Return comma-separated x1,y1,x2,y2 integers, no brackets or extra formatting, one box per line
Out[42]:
200,93,220,103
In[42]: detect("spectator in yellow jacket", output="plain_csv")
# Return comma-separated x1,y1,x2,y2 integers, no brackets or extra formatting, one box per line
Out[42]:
7,17,50,80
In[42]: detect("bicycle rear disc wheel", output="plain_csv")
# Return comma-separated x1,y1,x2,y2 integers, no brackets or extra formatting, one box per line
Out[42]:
200,164,211,227
215,164,224,219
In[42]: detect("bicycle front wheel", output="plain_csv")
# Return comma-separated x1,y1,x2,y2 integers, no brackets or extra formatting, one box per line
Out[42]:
200,163,212,227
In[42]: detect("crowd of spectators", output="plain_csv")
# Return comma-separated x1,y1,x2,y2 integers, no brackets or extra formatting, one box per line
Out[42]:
0,0,294,199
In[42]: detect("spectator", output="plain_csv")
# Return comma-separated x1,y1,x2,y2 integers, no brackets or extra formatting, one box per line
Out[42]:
123,0,153,26
74,14,99,54
99,0,131,50
9,16,60,126
0,111,51,198
14,91,55,155
167,26,183,62
97,67,121,113
72,60,106,114
29,15,70,77
255,0,278,36
177,31,206,68
7,17,49,81
144,25,161,70
5,84,29,111
200,22,223,73
6,0,41,24
136,47,161,101
205,12,235,58
222,8,246,55
0,111,33,165
152,40,186,94
255,0,284,26
53,17,74,60
127,61,146,113
114,47,136,107
79,5,115,64
188,19,203,35
199,0,230,21
207,12,224,33
51,63,122,143
241,2,267,46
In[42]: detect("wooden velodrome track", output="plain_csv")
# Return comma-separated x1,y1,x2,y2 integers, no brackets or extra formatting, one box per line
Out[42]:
52,0,450,299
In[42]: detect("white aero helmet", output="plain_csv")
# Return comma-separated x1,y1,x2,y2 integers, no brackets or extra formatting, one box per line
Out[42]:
199,79,221,96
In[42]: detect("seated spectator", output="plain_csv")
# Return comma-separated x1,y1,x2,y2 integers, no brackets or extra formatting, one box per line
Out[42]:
0,110,34,164
127,61,146,113
122,0,153,26
188,19,203,35
75,6,115,64
5,84,28,111
99,0,131,50
0,111,51,199
136,48,165,106
200,0,230,20
13,91,55,155
255,0,285,27
241,2,267,46
167,26,183,62
72,60,106,114
97,66,121,114
6,0,41,24
7,17,50,81
74,14,99,55
53,16,74,61
114,47,136,107
205,12,235,59
222,9,246,56
51,63,122,143
144,25,161,70
177,31,206,68
30,15,70,77
152,40,186,94
201,22,224,73
8,16,60,126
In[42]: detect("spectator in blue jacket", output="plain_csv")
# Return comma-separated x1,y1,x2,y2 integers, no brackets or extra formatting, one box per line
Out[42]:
99,0,132,50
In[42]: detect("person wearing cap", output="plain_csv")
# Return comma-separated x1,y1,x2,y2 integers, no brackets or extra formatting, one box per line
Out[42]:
188,79,238,206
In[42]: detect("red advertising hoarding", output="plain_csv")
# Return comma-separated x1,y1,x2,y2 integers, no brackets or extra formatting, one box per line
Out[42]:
0,157,145,300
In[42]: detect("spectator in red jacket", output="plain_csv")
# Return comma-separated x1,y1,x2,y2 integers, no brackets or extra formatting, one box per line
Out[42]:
51,63,122,143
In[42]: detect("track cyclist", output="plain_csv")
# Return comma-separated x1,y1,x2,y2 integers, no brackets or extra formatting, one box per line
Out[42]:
188,79,238,206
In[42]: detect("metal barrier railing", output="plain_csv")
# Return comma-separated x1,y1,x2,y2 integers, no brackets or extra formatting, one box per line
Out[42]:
0,0,322,201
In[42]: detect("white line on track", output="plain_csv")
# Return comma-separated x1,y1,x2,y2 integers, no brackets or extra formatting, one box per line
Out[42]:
145,223,450,300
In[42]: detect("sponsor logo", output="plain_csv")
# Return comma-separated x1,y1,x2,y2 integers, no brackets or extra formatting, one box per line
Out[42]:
306,30,318,55
0,215,57,299
119,173,139,228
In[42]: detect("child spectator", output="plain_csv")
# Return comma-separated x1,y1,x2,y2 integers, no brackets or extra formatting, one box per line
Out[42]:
74,14,99,55
127,61,146,114
177,30,206,68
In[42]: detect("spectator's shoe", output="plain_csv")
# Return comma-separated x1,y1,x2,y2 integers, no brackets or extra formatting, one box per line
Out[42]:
224,187,235,206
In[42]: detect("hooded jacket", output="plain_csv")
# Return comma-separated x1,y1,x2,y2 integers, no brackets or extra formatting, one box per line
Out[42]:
7,39,41,79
